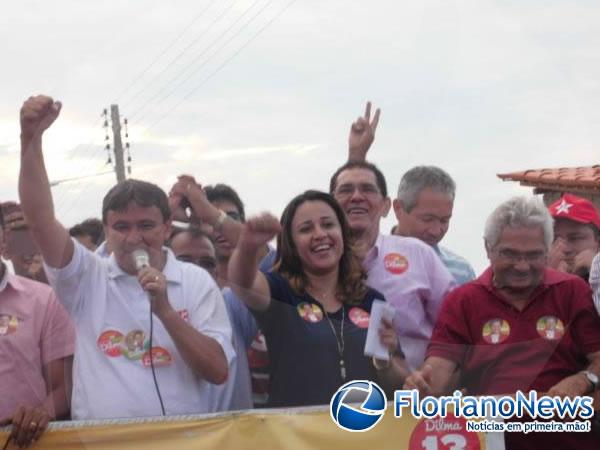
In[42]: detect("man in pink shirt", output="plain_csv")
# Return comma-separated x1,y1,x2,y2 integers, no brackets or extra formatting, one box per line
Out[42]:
330,161,455,370
0,208,75,447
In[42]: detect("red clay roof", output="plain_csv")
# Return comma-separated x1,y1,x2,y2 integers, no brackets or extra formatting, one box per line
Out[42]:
497,165,600,194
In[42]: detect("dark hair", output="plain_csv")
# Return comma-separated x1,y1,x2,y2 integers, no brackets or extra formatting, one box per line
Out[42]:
168,225,215,247
204,184,245,222
274,190,368,304
102,179,171,224
329,161,388,198
69,218,105,245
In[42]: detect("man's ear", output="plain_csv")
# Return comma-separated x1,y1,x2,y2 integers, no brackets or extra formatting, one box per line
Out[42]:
484,239,492,260
392,198,404,222
381,197,392,218
163,220,173,244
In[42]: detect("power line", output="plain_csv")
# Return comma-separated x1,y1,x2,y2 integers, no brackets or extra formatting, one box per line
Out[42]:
124,0,241,113
54,145,108,217
129,0,265,123
50,170,113,187
57,0,296,221
112,0,218,105
57,157,113,222
53,119,107,213
54,1,227,216
52,2,224,219
142,0,297,133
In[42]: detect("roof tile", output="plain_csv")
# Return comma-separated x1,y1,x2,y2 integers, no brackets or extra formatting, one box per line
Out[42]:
497,165,600,193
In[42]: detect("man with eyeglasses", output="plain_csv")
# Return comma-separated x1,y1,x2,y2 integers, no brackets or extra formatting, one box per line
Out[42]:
405,196,600,450
347,103,475,285
330,160,455,371
548,194,600,281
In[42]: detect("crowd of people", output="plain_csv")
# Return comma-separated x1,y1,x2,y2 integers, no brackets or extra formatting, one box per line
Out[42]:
1,95,600,448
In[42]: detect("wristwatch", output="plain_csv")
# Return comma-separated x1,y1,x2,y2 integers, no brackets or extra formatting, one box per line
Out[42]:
582,370,599,393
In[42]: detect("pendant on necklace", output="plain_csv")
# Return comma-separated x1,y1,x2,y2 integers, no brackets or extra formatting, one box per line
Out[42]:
340,359,346,381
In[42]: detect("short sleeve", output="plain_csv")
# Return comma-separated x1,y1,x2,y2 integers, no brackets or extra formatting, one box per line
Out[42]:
187,275,235,366
43,238,98,316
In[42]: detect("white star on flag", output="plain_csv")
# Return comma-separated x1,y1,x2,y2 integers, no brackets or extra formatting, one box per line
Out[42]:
555,199,572,215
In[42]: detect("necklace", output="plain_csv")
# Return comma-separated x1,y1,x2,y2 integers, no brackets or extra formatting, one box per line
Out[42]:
324,306,346,381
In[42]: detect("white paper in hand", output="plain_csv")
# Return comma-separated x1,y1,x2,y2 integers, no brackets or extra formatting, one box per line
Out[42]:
364,300,396,361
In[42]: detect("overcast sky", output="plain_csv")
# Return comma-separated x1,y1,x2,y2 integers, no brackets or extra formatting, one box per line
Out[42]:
1,0,598,272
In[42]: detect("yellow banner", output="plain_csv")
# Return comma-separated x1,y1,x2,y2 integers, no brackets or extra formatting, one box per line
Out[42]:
1,405,490,450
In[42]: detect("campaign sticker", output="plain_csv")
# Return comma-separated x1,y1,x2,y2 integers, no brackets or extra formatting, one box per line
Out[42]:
384,253,409,275
348,307,370,328
0,314,20,336
536,316,564,341
297,302,323,323
482,319,510,344
248,331,269,368
97,330,125,357
409,414,481,450
142,347,172,367
122,329,148,360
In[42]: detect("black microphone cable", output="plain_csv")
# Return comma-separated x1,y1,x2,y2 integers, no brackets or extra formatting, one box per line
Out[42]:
149,301,166,416
132,249,166,416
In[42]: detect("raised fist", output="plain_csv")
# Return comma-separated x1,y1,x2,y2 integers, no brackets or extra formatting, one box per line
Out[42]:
20,95,61,141
239,213,281,250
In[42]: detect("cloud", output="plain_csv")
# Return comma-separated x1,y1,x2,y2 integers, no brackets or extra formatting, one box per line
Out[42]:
2,0,599,272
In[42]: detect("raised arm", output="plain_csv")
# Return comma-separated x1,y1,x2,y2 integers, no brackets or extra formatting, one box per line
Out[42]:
169,175,243,247
348,101,380,162
18,95,73,268
228,213,281,312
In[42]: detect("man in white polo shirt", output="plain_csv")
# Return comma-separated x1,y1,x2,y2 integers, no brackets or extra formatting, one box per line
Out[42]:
18,95,234,420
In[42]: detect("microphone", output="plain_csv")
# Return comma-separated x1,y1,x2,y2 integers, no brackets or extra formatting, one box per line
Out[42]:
131,247,167,415
132,249,150,272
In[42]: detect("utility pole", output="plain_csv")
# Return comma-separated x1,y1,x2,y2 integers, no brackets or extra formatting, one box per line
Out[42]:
110,105,126,183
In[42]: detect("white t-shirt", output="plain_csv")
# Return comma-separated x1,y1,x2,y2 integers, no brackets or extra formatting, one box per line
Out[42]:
45,239,234,420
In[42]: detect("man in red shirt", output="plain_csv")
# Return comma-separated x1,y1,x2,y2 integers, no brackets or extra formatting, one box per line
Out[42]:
405,196,600,449
548,193,600,281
